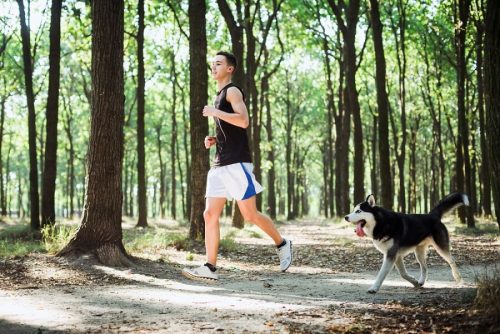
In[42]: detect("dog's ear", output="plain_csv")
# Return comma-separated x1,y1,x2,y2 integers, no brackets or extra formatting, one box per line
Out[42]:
366,194,376,207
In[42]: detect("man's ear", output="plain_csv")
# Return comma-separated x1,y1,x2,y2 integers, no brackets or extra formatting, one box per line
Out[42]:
366,194,376,207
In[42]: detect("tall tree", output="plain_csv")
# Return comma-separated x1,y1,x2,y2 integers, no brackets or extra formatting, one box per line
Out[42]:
188,0,209,239
17,0,40,230
41,0,63,227
327,0,364,205
170,52,178,220
454,0,475,227
217,0,246,228
388,0,407,212
136,0,148,227
0,77,6,217
58,0,131,265
369,0,393,210
0,34,13,216
484,0,500,228
217,0,245,90
474,4,492,215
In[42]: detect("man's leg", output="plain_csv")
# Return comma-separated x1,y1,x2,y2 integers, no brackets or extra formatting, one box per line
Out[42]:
237,196,283,245
204,197,226,266
237,195,292,272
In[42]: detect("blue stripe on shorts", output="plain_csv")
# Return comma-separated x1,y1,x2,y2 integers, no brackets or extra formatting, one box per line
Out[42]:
240,163,256,200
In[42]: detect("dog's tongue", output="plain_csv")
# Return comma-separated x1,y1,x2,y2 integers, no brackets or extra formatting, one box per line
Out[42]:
355,222,366,237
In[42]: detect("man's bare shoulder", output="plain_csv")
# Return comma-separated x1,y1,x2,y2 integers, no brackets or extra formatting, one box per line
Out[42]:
226,86,244,102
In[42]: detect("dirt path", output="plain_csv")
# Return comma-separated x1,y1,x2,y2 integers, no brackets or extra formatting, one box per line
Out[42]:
1,219,498,333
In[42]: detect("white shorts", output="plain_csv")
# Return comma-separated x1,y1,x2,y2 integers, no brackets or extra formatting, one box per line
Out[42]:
206,162,264,200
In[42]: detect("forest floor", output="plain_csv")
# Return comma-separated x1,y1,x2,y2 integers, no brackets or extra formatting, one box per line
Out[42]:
0,217,499,333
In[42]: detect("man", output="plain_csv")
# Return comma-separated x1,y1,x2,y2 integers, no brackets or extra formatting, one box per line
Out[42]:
182,51,293,281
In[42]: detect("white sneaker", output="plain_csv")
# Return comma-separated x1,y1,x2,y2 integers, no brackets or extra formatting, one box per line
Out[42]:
277,239,293,272
182,264,218,282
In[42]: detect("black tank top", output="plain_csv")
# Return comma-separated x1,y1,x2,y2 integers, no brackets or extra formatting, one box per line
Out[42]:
213,83,252,166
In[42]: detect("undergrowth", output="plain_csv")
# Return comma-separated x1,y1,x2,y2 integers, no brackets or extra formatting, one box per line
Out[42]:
475,265,500,326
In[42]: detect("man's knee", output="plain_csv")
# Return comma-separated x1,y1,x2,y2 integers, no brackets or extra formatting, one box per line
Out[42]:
241,210,259,223
204,209,218,223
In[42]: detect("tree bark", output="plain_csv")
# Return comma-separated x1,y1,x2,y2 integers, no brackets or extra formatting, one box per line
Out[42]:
41,0,62,227
476,19,492,216
17,0,40,230
188,0,209,239
455,0,475,227
0,90,6,216
319,18,336,217
136,0,148,227
484,0,500,228
263,75,276,219
155,125,165,218
243,1,262,211
57,0,131,266
334,60,350,215
327,0,363,205
170,53,177,220
217,0,245,90
61,94,75,218
369,0,393,210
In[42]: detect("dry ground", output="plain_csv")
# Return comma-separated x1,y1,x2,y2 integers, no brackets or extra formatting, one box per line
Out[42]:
0,218,499,333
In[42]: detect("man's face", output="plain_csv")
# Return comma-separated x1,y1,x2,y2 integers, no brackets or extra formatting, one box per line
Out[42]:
211,55,233,80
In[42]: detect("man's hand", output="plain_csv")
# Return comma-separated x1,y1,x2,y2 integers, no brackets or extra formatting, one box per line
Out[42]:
203,106,218,118
204,136,216,149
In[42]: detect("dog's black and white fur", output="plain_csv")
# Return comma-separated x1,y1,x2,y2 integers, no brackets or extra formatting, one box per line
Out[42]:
345,192,468,293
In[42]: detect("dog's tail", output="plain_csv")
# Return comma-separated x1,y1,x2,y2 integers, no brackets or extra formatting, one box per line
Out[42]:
430,192,470,218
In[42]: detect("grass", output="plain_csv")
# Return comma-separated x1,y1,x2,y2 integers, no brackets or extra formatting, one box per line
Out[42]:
475,265,500,323
41,224,77,254
0,224,44,258
123,227,189,253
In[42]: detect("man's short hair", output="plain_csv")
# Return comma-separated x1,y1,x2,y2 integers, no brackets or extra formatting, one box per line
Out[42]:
216,51,237,70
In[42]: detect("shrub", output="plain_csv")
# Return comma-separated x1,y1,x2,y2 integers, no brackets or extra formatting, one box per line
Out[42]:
475,266,500,323
41,224,76,254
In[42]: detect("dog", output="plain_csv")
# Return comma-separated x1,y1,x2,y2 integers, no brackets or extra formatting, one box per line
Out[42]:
345,192,468,293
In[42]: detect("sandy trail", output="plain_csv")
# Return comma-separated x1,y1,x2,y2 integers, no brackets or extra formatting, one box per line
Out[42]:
0,219,497,333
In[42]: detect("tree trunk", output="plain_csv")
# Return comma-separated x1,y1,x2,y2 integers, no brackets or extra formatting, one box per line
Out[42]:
57,0,131,266
232,202,244,229
136,0,148,227
369,0,393,210
0,93,6,216
188,0,209,239
369,106,378,199
455,0,475,227
155,126,165,218
17,0,40,230
284,71,296,220
243,1,263,212
61,94,75,218
41,0,62,227
170,53,177,220
217,0,245,91
123,155,129,216
408,118,419,212
328,0,363,205
484,0,500,228
263,75,276,219
335,67,350,215
476,21,492,215
321,32,335,217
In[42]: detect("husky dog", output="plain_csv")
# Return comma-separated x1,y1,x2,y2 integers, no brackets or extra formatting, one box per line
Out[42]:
345,193,468,293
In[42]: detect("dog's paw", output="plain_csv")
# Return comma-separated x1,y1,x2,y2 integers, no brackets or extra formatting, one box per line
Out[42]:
367,287,378,294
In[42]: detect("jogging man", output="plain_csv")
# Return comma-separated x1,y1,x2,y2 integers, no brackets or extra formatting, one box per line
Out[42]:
182,51,293,281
